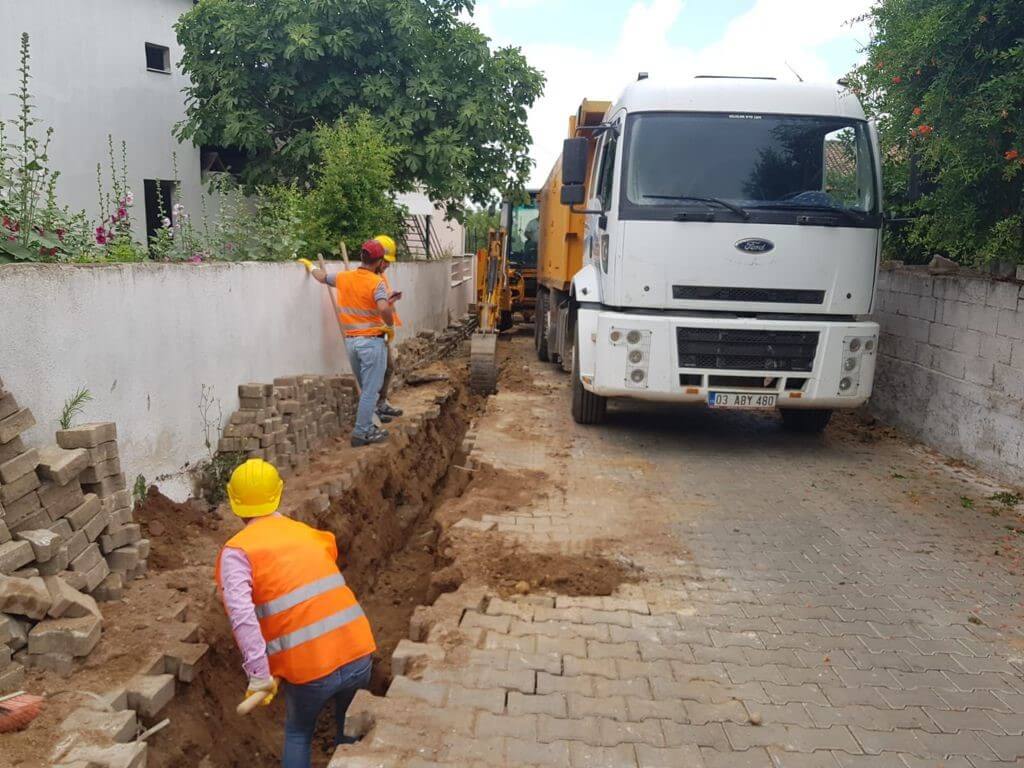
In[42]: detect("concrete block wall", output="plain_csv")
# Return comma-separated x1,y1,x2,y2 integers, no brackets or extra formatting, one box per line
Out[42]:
0,259,470,500
872,267,1024,484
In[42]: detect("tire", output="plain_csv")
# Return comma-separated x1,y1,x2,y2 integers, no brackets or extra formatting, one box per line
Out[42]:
498,310,514,332
535,288,550,362
571,335,607,425
780,409,833,434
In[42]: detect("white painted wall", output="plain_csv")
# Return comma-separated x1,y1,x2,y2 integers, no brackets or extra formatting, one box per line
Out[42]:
0,0,201,242
0,260,470,500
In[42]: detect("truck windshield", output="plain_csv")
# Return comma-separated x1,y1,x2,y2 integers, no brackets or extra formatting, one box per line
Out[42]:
623,113,878,219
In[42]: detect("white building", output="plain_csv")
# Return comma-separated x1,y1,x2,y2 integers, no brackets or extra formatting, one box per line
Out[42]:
1,1,465,255
1,0,202,243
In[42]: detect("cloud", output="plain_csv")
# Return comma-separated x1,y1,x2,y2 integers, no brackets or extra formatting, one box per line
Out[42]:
474,0,873,186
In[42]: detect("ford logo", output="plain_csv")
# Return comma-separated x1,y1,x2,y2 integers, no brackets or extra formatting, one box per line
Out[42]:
735,238,775,254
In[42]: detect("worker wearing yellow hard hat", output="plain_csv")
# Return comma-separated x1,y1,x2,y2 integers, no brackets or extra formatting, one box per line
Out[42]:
216,459,376,768
373,234,404,423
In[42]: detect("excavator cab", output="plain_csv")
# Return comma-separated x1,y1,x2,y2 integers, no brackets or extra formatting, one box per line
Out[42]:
470,191,540,394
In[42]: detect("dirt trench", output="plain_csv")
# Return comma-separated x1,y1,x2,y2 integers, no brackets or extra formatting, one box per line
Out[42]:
134,373,474,768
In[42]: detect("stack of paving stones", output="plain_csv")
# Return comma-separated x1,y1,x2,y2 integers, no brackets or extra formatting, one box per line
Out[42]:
54,422,149,598
217,376,357,478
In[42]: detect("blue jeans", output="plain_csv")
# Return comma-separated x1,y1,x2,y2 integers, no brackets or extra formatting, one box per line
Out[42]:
345,336,388,437
282,654,373,768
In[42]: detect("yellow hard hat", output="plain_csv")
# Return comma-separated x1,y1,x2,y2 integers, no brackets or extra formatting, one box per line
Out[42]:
375,234,397,263
227,459,284,518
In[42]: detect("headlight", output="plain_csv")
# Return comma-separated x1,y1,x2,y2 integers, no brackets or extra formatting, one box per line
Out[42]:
626,330,642,345
864,339,875,352
610,330,622,343
839,377,852,391
628,350,644,364
630,369,646,383
849,338,862,353
844,357,858,371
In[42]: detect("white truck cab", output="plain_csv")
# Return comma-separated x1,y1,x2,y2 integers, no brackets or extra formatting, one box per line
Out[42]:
560,76,883,431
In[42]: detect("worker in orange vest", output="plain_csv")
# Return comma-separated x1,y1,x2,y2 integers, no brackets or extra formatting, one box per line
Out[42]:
308,240,397,446
373,234,403,424
216,459,376,768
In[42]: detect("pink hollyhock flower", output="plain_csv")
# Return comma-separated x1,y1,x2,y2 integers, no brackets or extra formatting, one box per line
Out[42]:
95,227,108,245
190,253,203,264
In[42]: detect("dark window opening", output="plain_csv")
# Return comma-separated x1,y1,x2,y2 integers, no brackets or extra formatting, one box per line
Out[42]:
201,146,250,180
144,180,176,243
145,43,171,73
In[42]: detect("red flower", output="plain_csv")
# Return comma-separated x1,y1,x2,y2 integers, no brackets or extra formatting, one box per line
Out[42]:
1006,150,1020,161
912,106,922,116
892,76,902,84
917,124,933,136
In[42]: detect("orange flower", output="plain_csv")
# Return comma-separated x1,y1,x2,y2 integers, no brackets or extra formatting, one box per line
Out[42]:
1006,149,1020,161
918,124,933,135
892,76,902,84
913,106,922,116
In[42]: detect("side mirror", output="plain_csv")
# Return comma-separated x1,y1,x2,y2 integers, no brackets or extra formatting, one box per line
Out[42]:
561,184,585,206
562,138,588,186
500,201,512,231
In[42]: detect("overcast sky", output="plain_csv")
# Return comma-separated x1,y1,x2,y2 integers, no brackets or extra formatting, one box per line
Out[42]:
467,0,874,188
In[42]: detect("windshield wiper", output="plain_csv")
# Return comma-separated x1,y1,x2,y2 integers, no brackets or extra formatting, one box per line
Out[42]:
745,202,868,225
643,194,750,220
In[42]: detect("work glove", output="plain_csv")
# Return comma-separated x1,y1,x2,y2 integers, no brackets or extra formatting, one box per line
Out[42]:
297,258,315,272
382,325,396,343
246,676,279,707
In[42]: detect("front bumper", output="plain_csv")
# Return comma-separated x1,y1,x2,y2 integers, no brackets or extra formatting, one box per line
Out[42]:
576,307,879,409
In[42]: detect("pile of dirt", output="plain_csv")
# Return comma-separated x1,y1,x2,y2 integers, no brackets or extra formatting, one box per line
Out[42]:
134,486,235,570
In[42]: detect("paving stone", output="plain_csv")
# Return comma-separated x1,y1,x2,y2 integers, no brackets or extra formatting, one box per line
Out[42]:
79,457,122,484
92,572,124,602
508,690,567,717
105,545,141,572
81,473,127,499
62,742,146,768
125,673,175,718
9,505,51,536
56,422,117,450
18,648,75,676
40,481,86,520
0,448,39,485
0,467,41,505
568,741,639,767
35,446,89,486
387,675,447,706
1,612,29,650
60,707,137,742
15,528,62,561
84,557,111,592
0,574,52,618
635,743,704,767
70,542,103,573
0,540,34,575
447,684,506,713
28,614,101,656
0,408,35,444
66,495,101,531
43,575,102,619
0,662,26,694
0,518,9,545
725,722,861,753
0,435,26,465
163,642,209,683
851,726,997,758
83,509,111,543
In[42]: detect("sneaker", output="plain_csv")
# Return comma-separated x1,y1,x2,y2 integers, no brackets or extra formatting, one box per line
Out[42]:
376,411,393,424
378,402,403,418
351,428,389,447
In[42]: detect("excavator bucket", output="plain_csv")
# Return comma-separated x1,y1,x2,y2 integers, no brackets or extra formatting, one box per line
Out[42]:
469,332,499,395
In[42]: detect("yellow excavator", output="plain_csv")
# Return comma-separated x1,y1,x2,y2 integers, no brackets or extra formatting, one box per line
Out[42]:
469,192,539,394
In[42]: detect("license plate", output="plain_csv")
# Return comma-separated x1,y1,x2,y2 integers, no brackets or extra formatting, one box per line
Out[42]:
708,391,778,409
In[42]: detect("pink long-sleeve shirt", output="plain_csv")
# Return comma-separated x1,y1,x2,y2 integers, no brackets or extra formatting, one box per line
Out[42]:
219,524,272,680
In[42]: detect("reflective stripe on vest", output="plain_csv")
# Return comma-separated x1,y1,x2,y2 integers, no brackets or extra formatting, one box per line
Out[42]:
255,572,347,619
215,516,376,684
336,269,385,337
265,603,366,655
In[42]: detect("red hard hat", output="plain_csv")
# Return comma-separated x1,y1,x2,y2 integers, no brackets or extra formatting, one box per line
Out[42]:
361,240,386,261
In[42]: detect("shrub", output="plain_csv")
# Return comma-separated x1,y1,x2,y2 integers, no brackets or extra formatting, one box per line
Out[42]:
301,114,404,258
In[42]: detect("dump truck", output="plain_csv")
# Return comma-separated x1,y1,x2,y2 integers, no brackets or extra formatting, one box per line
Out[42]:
535,77,884,431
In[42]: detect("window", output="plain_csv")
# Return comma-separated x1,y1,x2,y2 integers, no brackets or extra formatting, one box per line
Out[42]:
144,180,176,241
621,113,879,222
596,132,618,212
145,43,171,73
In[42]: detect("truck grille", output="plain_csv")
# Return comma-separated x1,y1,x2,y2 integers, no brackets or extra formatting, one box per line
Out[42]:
673,285,824,304
676,328,819,372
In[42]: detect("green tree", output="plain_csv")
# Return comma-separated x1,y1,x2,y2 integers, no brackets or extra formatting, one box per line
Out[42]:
175,0,545,213
463,206,498,254
302,114,404,258
852,0,1024,264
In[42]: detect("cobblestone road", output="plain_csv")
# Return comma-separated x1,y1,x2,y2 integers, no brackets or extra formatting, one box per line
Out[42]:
336,337,1024,768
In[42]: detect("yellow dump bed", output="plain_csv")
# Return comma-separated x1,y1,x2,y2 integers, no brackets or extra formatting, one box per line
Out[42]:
537,99,610,294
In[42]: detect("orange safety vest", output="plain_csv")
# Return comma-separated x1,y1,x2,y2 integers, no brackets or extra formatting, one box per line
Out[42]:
336,268,386,337
382,273,402,327
215,516,376,685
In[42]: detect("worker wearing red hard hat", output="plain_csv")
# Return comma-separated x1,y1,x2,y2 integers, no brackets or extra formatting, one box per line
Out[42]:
216,459,375,768
307,240,397,446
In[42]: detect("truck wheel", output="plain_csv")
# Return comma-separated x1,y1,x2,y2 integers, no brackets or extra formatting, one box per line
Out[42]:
780,409,833,434
535,289,550,362
571,339,607,425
